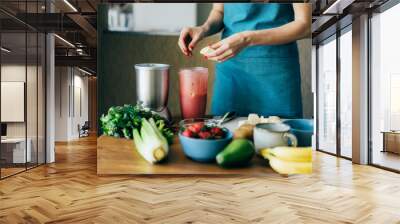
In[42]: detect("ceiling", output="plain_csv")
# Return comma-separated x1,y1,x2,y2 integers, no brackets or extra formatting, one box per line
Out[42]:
0,0,100,74
1,0,394,73
311,0,391,43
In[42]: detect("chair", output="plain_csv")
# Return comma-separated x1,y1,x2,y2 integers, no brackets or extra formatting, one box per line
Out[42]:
78,121,90,138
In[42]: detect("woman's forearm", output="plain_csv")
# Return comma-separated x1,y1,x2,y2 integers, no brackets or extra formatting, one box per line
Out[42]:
201,3,225,36
244,3,311,46
245,21,310,46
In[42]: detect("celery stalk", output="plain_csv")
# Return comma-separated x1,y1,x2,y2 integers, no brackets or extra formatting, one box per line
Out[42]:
133,118,169,164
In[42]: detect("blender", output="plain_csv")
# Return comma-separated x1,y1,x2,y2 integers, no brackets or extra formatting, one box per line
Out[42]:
134,63,171,120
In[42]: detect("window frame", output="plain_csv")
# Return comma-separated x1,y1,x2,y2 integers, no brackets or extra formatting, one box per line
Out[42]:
0,1,48,180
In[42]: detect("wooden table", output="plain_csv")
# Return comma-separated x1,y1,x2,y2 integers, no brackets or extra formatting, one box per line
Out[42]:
382,131,400,154
1,138,32,165
97,135,273,176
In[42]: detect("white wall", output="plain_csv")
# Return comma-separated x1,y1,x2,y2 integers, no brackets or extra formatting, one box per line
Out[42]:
55,67,69,141
71,73,89,138
1,82,25,122
1,65,27,141
108,3,197,33
132,3,196,33
1,64,46,164
55,67,89,141
1,65,40,138
1,66,26,141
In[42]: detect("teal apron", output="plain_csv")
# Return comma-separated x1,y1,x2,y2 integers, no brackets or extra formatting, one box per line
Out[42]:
211,3,303,118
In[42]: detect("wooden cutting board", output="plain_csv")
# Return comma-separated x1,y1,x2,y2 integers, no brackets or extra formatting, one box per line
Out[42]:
97,135,274,175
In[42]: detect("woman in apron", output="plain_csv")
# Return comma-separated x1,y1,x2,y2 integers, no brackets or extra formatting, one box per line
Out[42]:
178,3,311,118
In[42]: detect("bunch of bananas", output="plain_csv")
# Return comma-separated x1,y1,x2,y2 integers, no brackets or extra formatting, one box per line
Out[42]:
260,147,312,175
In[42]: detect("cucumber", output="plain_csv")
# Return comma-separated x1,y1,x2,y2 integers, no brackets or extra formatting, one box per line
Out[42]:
216,139,255,167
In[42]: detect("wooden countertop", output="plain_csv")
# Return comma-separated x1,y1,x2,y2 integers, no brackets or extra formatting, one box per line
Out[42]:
97,135,273,176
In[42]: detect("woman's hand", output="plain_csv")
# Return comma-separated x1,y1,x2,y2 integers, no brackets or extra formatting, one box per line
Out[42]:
205,31,251,62
177,3,224,56
178,26,208,56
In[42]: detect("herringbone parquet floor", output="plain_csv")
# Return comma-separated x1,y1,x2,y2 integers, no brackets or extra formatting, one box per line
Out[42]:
1,136,400,224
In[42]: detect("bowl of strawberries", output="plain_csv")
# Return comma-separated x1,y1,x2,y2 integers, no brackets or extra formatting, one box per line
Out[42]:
178,118,232,162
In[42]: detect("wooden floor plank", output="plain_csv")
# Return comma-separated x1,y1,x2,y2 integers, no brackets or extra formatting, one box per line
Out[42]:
0,135,399,223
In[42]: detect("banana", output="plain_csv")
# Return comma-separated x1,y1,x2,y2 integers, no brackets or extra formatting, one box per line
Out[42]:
200,46,215,55
260,147,312,163
264,152,312,175
260,148,271,159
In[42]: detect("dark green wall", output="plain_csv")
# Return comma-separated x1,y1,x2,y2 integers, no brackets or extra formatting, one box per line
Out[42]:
99,32,218,118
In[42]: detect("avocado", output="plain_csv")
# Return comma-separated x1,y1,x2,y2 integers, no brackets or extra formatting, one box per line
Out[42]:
216,139,255,167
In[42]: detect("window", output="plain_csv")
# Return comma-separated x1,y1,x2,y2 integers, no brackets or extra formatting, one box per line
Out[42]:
339,28,352,158
316,24,353,159
0,2,47,179
370,2,400,171
317,36,337,154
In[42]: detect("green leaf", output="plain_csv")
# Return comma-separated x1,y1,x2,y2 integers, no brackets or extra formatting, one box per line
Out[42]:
100,103,174,143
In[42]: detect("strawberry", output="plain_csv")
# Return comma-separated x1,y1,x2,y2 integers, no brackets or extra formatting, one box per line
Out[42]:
211,127,224,137
182,129,194,138
198,131,212,139
187,126,196,133
188,122,204,133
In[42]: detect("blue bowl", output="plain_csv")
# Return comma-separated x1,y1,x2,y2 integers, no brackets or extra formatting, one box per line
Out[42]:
179,131,233,163
283,119,314,147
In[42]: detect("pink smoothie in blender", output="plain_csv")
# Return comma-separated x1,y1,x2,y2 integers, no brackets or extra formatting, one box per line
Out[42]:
179,67,208,119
